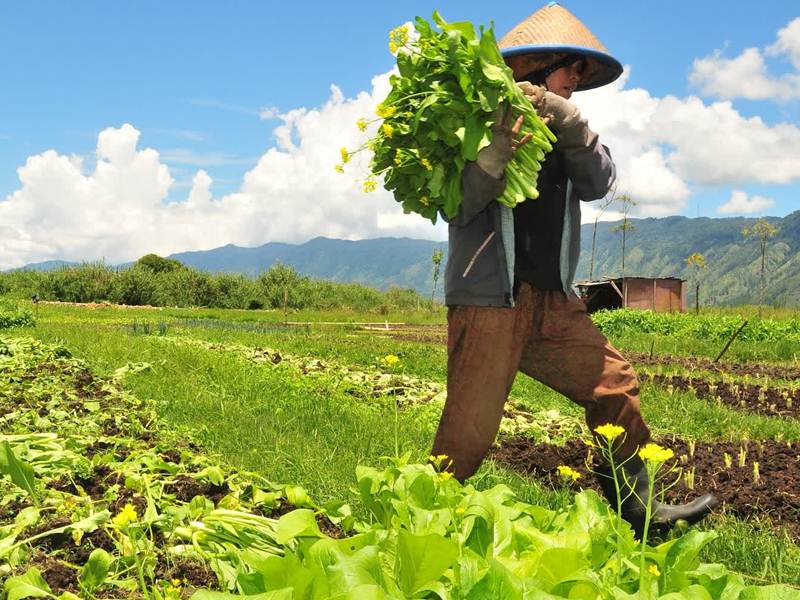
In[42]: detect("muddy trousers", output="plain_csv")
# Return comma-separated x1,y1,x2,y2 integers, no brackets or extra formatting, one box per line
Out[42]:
433,282,651,482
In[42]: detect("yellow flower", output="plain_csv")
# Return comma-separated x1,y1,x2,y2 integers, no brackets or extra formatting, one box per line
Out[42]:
638,443,675,464
382,123,394,138
420,158,433,171
419,196,430,206
388,24,409,54
429,454,437,462
394,154,403,166
363,179,378,193
648,564,661,577
556,465,581,482
170,579,182,587
340,147,350,164
439,471,453,481
594,423,625,442
334,164,344,174
356,118,368,132
455,506,465,515
376,104,397,118
112,503,138,528
380,354,400,366
436,454,449,461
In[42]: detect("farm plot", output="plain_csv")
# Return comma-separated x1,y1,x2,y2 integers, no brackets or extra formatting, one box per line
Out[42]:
3,335,800,598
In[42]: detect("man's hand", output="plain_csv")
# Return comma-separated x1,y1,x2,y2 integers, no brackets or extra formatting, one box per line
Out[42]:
517,82,581,132
475,103,533,179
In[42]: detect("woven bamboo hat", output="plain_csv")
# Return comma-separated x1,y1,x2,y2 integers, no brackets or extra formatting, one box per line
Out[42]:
498,2,622,91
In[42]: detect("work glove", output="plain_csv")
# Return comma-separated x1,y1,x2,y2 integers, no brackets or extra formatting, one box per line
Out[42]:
517,82,584,144
475,104,529,179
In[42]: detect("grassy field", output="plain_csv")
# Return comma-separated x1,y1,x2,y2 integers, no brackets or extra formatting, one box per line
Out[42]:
4,299,800,591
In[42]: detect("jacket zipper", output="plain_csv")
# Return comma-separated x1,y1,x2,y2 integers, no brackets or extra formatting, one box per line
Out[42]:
462,231,496,278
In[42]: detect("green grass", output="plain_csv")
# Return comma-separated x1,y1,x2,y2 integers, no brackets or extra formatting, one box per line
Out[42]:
12,303,800,585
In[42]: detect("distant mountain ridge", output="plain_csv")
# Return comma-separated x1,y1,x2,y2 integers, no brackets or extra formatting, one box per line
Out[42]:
9,210,800,306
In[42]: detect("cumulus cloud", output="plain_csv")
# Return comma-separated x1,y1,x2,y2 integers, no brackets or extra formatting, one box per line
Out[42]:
689,17,800,100
4,59,800,269
717,190,775,214
0,74,445,270
575,70,800,217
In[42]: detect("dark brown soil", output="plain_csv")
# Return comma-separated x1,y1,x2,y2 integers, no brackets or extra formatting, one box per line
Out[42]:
155,558,219,588
626,351,800,381
163,474,229,504
48,465,112,499
0,498,32,521
491,436,800,538
29,553,78,594
644,373,799,418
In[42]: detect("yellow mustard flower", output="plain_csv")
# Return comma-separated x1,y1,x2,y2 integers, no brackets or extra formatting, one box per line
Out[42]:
638,443,675,464
363,179,378,193
419,196,430,206
356,118,368,132
420,158,433,171
594,423,625,442
376,104,397,118
382,123,394,138
388,24,409,54
340,147,350,164
380,354,400,366
334,164,344,174
556,465,581,482
455,506,465,515
648,564,661,577
112,503,138,528
439,471,453,481
394,155,403,166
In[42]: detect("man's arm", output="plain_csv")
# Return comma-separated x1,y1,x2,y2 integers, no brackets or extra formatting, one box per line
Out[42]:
518,83,616,201
445,163,506,226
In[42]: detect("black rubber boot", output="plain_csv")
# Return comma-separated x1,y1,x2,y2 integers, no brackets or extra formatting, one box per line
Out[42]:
596,456,718,539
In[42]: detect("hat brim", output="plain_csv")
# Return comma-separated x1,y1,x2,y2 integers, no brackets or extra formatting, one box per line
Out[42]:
501,45,623,91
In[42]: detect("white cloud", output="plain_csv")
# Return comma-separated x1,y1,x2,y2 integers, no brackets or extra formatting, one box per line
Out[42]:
4,59,800,269
689,17,800,100
0,73,445,270
717,190,775,214
575,69,800,217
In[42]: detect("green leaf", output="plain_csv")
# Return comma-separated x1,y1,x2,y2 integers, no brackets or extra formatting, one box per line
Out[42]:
3,567,54,600
663,530,717,592
190,590,293,600
464,559,522,600
79,548,112,592
0,441,40,502
396,530,459,596
275,509,323,544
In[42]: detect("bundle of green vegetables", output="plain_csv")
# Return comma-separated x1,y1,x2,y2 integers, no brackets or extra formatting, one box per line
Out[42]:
356,12,557,223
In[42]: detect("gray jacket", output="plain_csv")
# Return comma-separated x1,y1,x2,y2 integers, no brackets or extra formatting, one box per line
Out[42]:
444,116,615,307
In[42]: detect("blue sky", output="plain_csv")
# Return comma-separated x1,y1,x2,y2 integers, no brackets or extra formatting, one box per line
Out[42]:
0,1,798,266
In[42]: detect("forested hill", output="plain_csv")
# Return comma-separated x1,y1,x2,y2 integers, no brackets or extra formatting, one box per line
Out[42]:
12,210,800,307
576,210,800,307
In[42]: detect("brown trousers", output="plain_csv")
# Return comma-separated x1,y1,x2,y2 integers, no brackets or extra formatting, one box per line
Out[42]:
433,282,650,481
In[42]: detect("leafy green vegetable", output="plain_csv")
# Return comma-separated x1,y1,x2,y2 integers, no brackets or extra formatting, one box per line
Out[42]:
363,12,556,223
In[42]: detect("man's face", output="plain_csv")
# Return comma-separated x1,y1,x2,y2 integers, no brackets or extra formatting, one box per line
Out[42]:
545,60,585,99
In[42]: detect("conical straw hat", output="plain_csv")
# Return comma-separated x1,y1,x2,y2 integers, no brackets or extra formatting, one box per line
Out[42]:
499,2,622,91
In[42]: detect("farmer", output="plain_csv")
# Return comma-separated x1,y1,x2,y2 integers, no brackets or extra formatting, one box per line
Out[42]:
434,2,717,537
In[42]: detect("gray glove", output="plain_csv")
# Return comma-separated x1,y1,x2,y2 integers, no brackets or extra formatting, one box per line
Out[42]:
517,82,583,140
475,104,516,179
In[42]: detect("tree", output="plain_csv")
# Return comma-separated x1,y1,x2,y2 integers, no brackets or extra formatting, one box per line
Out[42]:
742,218,779,315
430,248,444,304
685,252,706,314
135,253,184,273
611,194,636,280
589,189,617,281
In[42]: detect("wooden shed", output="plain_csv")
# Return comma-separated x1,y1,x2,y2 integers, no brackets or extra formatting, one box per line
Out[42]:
576,277,686,314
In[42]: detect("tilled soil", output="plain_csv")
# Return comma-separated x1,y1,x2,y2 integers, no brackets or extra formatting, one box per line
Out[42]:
643,373,799,418
626,351,800,381
491,436,800,538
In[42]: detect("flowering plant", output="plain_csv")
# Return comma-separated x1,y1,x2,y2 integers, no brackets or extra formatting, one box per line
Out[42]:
342,12,555,223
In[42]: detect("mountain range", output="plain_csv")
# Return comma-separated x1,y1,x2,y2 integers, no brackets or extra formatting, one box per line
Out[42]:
12,210,800,307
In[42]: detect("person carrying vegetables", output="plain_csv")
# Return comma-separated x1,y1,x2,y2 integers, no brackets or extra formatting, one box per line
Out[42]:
433,2,718,538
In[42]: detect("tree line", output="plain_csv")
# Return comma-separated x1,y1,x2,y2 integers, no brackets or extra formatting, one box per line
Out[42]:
0,254,432,312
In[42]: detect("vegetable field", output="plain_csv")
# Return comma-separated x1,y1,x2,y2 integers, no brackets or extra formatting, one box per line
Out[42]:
2,300,800,598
